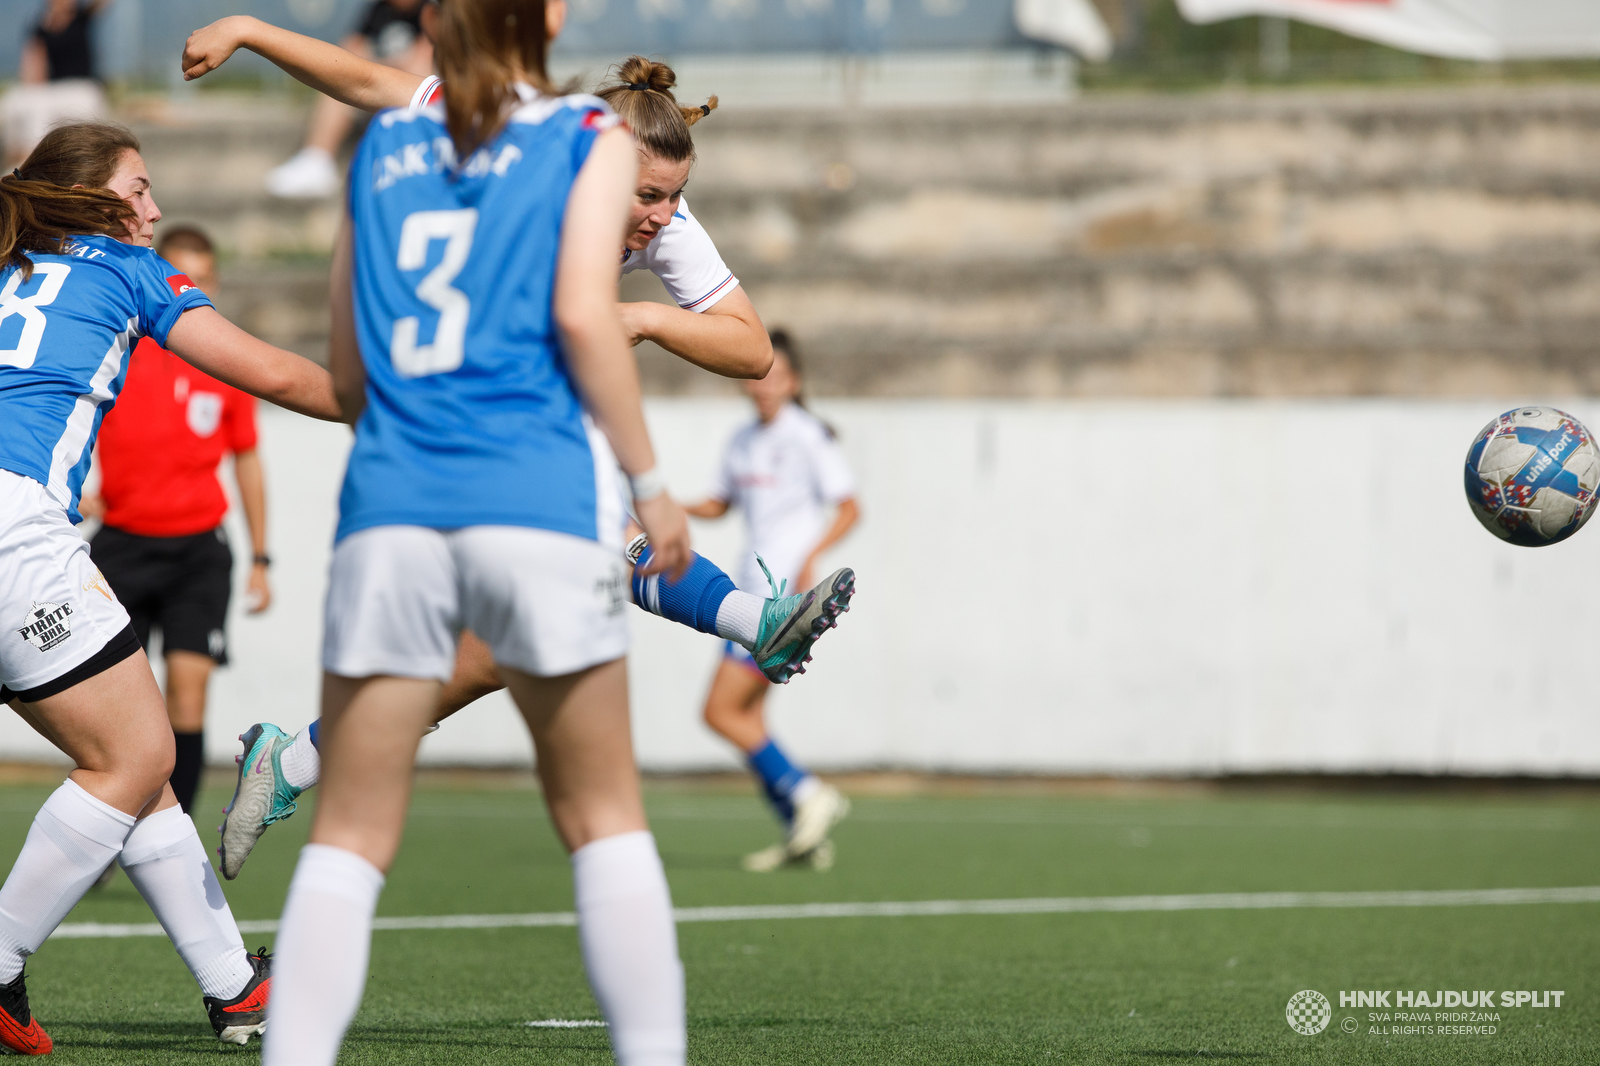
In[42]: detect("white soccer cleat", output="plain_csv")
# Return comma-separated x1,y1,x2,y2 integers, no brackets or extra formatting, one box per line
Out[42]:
741,838,835,873
741,843,787,873
264,147,340,199
218,724,301,880
785,783,849,860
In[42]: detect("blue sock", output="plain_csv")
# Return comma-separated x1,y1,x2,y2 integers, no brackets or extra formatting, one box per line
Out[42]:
631,548,737,637
307,719,319,749
748,739,809,825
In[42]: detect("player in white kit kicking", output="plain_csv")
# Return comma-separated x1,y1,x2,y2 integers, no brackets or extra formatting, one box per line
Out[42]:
682,331,860,870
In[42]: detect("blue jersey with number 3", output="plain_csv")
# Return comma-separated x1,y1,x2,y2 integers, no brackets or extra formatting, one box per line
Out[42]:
339,89,618,543
0,237,213,521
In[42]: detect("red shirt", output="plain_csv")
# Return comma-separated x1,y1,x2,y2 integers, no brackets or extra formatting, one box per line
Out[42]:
97,337,258,537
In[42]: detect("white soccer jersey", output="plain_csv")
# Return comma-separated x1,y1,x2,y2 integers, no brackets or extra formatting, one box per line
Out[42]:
711,403,856,594
621,198,739,312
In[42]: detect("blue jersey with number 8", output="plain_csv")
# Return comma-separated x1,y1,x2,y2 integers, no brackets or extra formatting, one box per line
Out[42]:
340,89,619,543
0,236,213,522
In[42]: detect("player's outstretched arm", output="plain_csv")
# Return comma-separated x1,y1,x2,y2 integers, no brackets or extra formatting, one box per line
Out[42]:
182,16,422,112
165,307,344,422
557,127,691,580
619,288,774,380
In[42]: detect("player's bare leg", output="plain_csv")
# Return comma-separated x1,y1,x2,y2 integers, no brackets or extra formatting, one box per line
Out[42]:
501,659,684,1062
2,653,265,1048
263,674,437,1061
703,658,848,871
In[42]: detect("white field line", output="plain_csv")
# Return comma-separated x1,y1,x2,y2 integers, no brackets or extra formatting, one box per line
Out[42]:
48,885,1600,940
526,1020,607,1028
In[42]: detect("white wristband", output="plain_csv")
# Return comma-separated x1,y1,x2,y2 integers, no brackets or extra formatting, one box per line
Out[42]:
629,467,665,502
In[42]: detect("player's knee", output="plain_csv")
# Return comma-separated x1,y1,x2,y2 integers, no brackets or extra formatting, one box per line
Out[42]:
119,728,176,791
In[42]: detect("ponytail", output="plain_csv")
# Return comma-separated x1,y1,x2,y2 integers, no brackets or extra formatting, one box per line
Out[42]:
597,56,716,163
0,122,140,280
434,0,556,160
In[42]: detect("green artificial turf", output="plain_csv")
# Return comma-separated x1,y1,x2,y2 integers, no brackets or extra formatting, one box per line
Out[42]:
3,778,1597,1063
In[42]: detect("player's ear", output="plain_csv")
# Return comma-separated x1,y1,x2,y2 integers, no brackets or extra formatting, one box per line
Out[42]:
546,0,567,42
419,1,438,43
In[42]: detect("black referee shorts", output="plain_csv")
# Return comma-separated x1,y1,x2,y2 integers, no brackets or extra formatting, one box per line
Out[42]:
89,525,234,665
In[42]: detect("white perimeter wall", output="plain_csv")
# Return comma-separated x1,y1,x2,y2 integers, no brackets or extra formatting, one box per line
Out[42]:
4,398,1598,776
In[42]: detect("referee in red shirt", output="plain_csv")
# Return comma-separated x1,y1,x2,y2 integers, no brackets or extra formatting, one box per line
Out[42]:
82,226,272,816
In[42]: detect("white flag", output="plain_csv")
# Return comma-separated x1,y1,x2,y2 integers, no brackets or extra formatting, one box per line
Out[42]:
1176,0,1600,60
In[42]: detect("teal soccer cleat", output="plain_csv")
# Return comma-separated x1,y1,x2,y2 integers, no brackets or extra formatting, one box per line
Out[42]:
751,560,855,684
218,724,301,881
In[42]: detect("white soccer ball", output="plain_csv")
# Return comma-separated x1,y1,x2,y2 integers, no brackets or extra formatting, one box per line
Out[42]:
1464,406,1600,547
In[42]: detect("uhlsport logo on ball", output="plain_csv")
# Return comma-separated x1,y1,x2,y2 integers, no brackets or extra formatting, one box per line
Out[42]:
1464,407,1600,546
1286,990,1332,1035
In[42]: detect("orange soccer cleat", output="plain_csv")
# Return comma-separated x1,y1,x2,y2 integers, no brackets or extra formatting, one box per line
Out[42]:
0,971,52,1055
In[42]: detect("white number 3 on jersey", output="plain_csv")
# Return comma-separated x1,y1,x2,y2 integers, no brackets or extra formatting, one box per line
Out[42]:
390,209,477,378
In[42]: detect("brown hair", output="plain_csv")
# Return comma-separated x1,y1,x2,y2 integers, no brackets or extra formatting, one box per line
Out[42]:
433,0,556,159
0,122,140,280
156,224,215,260
769,328,834,437
596,57,717,163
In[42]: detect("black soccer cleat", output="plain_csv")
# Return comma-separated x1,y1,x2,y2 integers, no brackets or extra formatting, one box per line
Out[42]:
204,947,272,1045
0,971,51,1055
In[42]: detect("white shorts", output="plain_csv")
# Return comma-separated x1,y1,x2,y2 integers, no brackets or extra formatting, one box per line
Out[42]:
322,525,630,682
0,470,135,701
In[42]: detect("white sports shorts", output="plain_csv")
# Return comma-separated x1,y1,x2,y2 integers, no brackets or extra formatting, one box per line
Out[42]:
0,470,135,702
322,525,631,682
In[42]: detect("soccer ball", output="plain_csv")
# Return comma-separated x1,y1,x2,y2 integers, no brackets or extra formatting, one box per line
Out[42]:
1464,406,1600,547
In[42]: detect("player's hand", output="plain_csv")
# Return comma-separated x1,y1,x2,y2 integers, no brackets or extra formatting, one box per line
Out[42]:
246,563,272,614
634,493,691,581
77,494,105,520
183,17,254,81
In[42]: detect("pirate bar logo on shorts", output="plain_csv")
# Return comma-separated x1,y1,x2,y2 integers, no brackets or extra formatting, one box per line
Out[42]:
18,601,73,652
1287,989,1332,1035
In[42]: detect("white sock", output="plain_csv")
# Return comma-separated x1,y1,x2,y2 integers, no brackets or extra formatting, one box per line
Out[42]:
0,780,136,982
714,591,763,650
572,831,685,1066
262,844,385,1066
118,806,253,999
280,727,321,790
789,775,822,807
